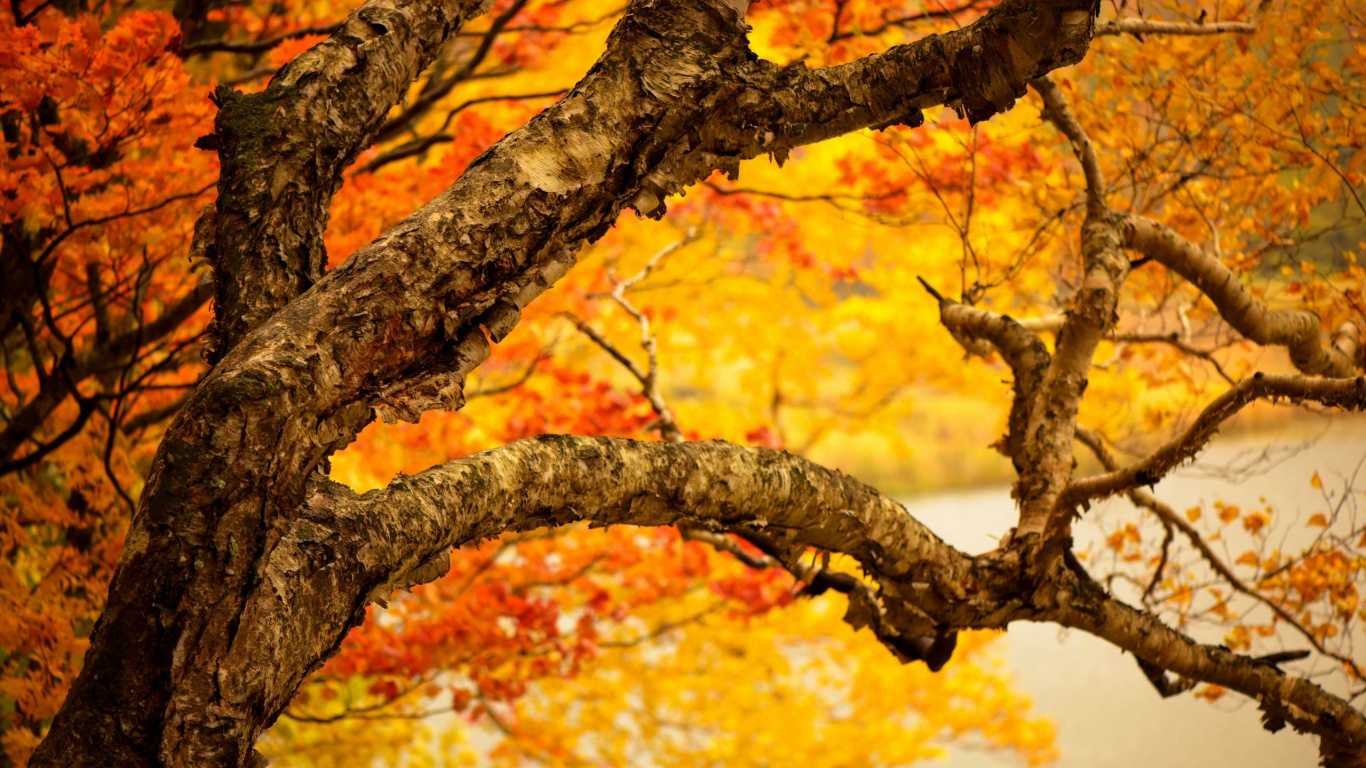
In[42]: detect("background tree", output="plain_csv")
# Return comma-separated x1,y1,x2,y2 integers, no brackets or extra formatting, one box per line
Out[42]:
2,0,1365,767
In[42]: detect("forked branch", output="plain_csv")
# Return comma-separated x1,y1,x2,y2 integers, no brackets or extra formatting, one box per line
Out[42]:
1073,427,1366,678
319,436,1366,759
918,277,1050,464
1062,373,1366,508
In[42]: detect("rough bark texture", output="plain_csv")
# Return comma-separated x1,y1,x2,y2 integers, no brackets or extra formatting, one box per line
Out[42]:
33,1,1102,766
277,435,1366,760
909,63,1366,764
202,0,494,362
1009,75,1123,539
1014,211,1128,537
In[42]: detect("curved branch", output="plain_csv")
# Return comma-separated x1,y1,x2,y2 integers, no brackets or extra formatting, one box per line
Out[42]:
179,23,343,56
36,2,1100,764
1121,214,1364,378
918,277,1050,465
1015,211,1129,536
1054,573,1366,763
1062,373,1366,507
1012,74,1124,535
1030,75,1105,212
340,436,982,609
329,436,1366,757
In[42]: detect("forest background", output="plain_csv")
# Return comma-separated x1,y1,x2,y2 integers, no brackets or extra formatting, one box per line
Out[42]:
2,0,1366,765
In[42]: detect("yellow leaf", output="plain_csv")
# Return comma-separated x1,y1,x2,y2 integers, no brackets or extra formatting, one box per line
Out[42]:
1235,551,1260,567
1311,472,1323,489
1218,505,1240,524
1308,514,1329,527
1185,506,1201,523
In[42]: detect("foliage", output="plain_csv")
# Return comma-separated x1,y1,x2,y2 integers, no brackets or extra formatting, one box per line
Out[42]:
2,0,1365,764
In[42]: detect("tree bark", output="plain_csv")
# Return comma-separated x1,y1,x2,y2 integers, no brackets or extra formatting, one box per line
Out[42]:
32,0,1102,765
203,0,494,362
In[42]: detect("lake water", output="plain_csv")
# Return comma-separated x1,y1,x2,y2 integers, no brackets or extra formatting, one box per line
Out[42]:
906,418,1366,767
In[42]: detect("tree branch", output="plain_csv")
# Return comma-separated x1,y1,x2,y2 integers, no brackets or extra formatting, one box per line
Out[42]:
1096,18,1256,37
1015,210,1129,536
1013,75,1125,537
35,2,1100,763
918,277,1051,466
1062,373,1366,508
327,436,981,648
179,23,344,56
1073,427,1366,679
328,435,1366,757
1120,214,1364,378
1053,571,1366,763
201,0,493,363
1030,75,1105,212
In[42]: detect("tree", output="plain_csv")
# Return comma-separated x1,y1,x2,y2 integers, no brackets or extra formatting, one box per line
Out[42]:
3,0,1366,766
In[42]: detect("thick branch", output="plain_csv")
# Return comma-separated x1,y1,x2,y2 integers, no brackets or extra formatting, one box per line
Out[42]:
36,2,1098,764
202,0,492,362
1121,214,1364,378
192,436,985,762
1015,211,1129,536
1053,572,1366,763
1013,73,1124,536
336,436,977,620
1073,427,1366,677
335,437,1366,757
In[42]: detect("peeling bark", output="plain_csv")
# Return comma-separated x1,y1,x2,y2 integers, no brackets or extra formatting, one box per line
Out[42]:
202,0,494,362
1014,211,1128,538
1052,567,1366,761
34,1,1106,765
302,436,1366,764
